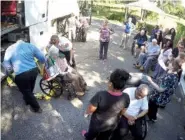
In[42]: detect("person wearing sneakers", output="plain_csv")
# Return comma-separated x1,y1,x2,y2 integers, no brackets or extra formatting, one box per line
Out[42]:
3,39,45,113
99,19,114,61
82,69,130,140
134,39,160,73
120,17,135,49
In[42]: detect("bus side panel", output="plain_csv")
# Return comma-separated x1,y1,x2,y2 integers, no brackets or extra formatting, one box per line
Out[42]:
29,21,55,54
48,0,79,20
24,0,48,27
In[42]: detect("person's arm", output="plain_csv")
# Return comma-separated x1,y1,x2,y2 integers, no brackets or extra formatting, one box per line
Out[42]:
31,44,46,64
3,49,13,75
136,97,148,119
136,110,148,119
124,113,137,121
84,92,100,116
69,49,73,65
146,76,166,92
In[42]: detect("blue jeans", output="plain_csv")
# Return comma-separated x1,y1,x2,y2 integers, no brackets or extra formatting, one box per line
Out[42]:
137,53,147,66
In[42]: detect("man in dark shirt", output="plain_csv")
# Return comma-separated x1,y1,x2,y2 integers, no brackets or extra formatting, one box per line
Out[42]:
134,30,148,48
82,69,130,140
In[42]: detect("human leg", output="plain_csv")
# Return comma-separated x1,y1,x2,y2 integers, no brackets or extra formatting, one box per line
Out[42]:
137,53,147,66
99,41,104,59
15,68,41,111
143,56,155,73
110,117,129,140
68,28,72,41
148,99,159,121
129,117,144,140
96,129,114,140
120,34,125,47
103,42,109,60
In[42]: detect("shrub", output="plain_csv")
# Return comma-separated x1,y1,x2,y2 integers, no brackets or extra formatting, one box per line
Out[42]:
136,22,155,35
107,12,124,22
174,23,185,46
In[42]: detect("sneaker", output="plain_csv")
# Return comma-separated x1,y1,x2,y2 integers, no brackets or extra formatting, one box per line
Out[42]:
151,119,157,123
135,64,141,69
76,92,85,96
30,107,43,113
81,130,87,137
140,66,144,71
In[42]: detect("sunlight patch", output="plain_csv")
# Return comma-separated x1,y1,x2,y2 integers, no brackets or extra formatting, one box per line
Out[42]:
70,98,83,109
117,56,124,62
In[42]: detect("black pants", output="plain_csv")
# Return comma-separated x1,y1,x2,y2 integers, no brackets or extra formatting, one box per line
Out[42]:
148,99,159,120
111,116,144,140
60,50,76,69
15,68,40,111
99,41,109,60
85,128,114,140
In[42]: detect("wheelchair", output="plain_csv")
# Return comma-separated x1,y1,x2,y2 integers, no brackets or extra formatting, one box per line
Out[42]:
76,25,87,42
140,116,148,139
39,63,76,100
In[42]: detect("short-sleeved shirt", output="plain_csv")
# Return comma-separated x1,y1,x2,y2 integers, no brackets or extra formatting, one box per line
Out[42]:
147,43,160,56
90,90,130,131
58,37,72,52
3,40,45,75
100,27,111,42
124,87,148,117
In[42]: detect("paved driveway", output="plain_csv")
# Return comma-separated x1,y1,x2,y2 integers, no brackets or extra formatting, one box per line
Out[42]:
1,19,185,140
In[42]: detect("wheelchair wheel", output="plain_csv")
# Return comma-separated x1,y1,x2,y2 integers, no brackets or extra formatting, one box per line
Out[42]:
141,117,148,139
40,77,63,98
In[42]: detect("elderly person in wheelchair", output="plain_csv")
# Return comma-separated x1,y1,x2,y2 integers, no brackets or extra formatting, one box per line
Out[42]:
47,43,87,97
134,39,160,73
111,84,149,140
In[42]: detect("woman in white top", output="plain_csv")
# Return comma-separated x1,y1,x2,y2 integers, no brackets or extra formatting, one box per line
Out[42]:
48,35,76,69
153,40,173,79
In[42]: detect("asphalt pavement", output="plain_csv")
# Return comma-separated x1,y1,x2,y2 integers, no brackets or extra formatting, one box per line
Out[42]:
1,19,185,140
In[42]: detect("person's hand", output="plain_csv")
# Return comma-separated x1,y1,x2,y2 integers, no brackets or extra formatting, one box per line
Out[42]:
126,115,137,121
128,120,135,125
158,87,166,93
84,113,90,118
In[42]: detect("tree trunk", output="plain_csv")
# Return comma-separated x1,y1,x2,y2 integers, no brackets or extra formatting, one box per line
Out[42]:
89,0,93,25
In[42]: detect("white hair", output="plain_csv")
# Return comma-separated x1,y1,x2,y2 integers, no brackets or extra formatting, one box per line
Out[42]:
152,39,157,43
138,84,149,96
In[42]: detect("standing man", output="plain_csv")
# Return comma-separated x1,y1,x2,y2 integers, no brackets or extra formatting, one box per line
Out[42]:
3,39,45,113
120,17,135,49
67,13,76,41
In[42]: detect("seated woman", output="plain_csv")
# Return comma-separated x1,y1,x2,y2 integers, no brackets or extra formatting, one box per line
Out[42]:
47,44,87,96
48,35,76,69
82,69,130,140
153,40,173,79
